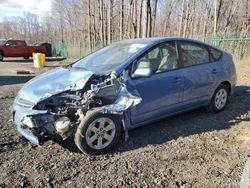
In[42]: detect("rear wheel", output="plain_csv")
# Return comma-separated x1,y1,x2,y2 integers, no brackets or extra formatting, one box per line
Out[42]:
0,52,3,61
74,108,121,155
207,84,229,113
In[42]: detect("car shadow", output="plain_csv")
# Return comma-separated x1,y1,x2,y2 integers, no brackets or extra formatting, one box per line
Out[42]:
57,139,82,153
113,85,250,154
3,59,33,63
58,85,250,155
0,75,35,86
3,57,66,63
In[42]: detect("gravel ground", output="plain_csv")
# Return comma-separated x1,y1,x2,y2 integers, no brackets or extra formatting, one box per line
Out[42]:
0,58,249,188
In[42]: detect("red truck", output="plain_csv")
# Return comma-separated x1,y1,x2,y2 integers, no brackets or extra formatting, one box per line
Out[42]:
0,39,46,61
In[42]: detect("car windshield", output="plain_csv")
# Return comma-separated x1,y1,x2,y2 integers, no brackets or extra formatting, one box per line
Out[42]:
72,42,147,74
0,40,6,46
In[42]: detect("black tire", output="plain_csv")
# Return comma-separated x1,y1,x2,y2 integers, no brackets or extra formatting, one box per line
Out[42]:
0,52,3,61
74,108,121,155
207,84,229,113
24,56,29,59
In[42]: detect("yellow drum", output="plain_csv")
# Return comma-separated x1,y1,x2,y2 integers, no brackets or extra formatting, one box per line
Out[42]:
33,53,45,68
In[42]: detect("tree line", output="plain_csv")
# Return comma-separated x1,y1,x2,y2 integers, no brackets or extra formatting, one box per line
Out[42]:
0,0,249,57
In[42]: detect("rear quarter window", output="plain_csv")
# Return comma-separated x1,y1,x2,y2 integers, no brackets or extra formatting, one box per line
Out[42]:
209,47,222,61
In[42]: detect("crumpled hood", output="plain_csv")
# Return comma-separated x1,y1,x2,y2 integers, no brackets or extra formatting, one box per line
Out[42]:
18,67,94,104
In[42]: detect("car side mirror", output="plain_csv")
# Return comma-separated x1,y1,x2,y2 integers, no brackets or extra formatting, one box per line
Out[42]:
5,43,10,47
133,67,152,78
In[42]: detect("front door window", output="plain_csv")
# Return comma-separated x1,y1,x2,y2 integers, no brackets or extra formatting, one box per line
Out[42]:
132,42,178,75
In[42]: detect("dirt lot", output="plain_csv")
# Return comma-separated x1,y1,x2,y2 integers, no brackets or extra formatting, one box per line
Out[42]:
0,58,249,188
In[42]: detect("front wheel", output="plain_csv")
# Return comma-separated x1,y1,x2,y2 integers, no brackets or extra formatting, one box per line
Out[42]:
74,108,121,155
207,84,229,113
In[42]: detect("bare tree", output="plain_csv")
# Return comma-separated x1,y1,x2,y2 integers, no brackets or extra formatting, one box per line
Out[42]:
142,0,148,38
107,0,113,44
179,0,185,37
132,0,137,38
99,0,104,43
88,0,92,51
152,0,158,36
183,0,190,37
119,0,124,40
137,0,143,38
0,0,248,59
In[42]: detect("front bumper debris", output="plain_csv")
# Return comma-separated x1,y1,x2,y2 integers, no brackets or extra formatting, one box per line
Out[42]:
12,101,47,145
16,123,40,145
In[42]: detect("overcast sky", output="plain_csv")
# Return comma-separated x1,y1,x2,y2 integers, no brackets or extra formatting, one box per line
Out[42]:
0,0,52,20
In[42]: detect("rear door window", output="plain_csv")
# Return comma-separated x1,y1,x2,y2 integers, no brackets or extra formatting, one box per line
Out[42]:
179,42,210,67
16,41,26,47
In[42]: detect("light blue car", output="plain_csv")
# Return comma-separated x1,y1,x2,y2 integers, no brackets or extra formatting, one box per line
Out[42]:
12,38,237,154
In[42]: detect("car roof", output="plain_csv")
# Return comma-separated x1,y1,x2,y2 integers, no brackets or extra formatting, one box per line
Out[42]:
116,37,199,43
115,37,220,50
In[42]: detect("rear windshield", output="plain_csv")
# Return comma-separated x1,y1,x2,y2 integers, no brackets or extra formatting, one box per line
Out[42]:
0,40,6,46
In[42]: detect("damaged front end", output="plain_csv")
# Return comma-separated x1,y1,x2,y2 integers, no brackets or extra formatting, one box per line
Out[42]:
12,67,141,145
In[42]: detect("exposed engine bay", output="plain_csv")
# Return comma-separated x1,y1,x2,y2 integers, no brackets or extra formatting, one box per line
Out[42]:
16,72,141,144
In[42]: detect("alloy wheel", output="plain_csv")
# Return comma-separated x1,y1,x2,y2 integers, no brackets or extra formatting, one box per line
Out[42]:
214,88,227,110
85,117,116,150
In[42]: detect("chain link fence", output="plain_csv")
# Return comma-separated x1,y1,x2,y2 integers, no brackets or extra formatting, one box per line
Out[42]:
51,41,110,59
51,31,250,60
190,30,250,60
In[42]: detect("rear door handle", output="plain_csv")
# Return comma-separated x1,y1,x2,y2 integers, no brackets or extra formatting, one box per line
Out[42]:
211,69,217,74
173,77,182,83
